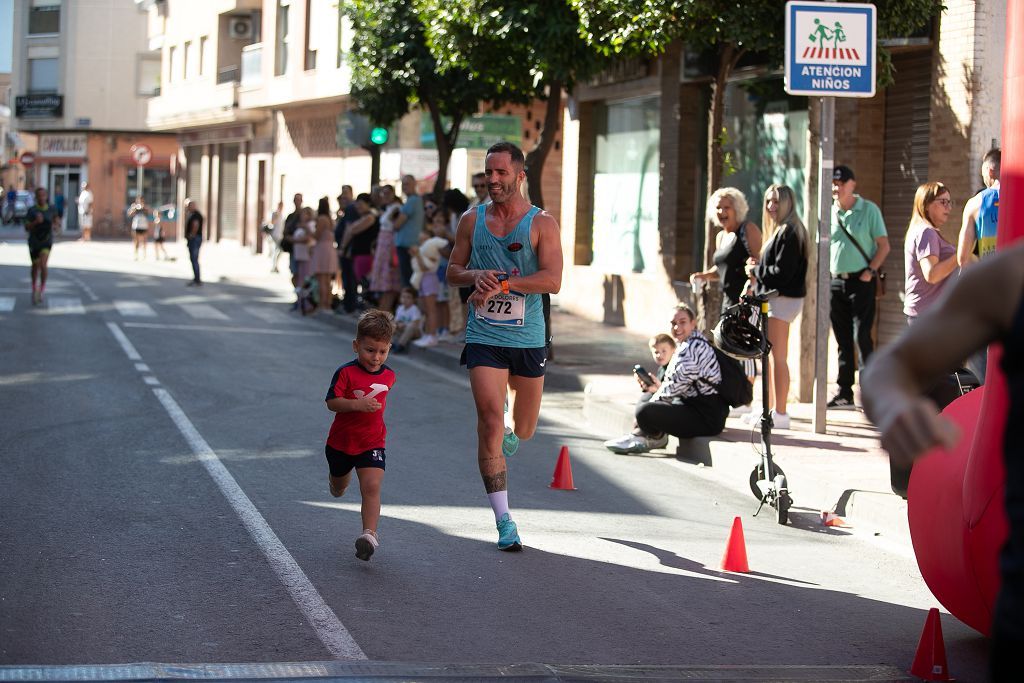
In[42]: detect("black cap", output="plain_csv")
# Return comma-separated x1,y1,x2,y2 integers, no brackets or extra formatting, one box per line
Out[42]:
833,165,855,182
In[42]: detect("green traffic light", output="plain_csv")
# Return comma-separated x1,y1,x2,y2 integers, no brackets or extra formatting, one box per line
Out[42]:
370,127,389,145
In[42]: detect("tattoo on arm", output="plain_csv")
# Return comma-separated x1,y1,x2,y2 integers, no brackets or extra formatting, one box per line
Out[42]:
482,471,507,494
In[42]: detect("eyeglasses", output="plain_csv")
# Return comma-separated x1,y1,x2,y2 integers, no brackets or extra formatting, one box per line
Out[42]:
934,198,953,208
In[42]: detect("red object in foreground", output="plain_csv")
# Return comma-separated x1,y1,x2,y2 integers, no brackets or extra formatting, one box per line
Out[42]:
719,516,750,573
549,445,577,490
910,608,952,681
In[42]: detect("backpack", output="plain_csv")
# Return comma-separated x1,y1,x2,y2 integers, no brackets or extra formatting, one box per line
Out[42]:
705,345,754,408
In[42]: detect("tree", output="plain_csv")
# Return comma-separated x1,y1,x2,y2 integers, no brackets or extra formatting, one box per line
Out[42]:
416,1,607,210
571,0,944,266
345,0,493,198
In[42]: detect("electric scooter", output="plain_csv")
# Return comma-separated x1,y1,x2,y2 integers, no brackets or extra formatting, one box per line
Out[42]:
741,292,794,525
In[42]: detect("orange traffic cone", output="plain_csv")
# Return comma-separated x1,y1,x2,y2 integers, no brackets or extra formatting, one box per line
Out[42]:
910,608,951,681
549,446,577,490
720,516,750,573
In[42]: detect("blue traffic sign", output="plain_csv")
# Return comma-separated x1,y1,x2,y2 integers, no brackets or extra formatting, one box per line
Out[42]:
785,1,876,98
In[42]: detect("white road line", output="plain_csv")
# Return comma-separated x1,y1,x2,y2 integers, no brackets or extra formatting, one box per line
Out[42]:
123,322,323,336
243,306,290,323
106,322,142,361
181,303,230,320
46,297,85,314
135,363,150,372
143,376,160,386
105,321,365,661
115,300,157,317
152,388,366,661
0,297,14,312
62,272,100,302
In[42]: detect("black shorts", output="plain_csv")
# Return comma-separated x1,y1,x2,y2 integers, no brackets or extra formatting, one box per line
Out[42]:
325,444,386,477
460,343,547,378
28,242,52,261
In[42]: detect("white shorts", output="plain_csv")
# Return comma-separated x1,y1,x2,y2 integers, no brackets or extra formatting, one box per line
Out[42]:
768,296,804,323
79,214,93,228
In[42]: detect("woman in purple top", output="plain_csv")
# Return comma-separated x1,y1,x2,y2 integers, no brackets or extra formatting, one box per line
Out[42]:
904,181,957,321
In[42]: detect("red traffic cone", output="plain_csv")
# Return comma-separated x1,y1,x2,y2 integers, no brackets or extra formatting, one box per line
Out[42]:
910,608,951,681
720,516,750,573
549,446,577,490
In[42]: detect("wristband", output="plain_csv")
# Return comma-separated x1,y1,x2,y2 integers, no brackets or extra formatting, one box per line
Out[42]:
497,273,510,295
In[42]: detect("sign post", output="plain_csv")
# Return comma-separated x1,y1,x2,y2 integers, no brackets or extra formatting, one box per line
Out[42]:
785,1,876,433
130,144,153,201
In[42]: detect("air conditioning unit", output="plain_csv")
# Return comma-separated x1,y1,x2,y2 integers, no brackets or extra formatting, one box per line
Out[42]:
228,16,254,40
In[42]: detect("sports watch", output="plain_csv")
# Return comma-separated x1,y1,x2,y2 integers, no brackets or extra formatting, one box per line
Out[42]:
497,273,510,294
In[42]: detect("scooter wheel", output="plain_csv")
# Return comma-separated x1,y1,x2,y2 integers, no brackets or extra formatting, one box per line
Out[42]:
775,476,792,526
748,462,785,501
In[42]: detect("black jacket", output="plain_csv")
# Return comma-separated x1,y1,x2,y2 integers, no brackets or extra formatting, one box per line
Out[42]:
754,223,807,298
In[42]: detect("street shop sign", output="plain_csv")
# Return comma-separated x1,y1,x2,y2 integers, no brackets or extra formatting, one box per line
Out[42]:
785,1,876,97
15,94,63,118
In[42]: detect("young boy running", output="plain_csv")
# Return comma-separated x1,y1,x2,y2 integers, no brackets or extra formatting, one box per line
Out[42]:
324,309,397,561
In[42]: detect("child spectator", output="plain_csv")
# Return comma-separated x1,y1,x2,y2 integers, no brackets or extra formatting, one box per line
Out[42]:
292,206,315,306
392,287,423,353
410,225,451,348
647,333,677,384
324,309,397,561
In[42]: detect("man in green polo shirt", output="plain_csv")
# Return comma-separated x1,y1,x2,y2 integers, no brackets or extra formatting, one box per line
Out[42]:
829,165,890,409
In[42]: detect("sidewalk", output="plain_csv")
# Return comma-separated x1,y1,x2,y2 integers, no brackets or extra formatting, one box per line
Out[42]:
7,232,907,543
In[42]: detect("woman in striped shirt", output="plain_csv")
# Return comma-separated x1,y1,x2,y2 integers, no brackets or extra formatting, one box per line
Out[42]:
604,303,729,454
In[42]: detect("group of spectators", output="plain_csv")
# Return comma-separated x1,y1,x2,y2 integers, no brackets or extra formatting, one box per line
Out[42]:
266,172,493,351
604,149,1002,456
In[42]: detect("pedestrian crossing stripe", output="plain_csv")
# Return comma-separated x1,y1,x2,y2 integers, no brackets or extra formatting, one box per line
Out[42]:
243,306,291,323
114,300,157,317
0,297,14,312
46,297,86,314
182,303,231,320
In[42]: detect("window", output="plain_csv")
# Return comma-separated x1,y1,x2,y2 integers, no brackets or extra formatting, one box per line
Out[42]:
336,4,344,68
28,57,59,94
138,56,161,96
199,36,207,75
28,1,60,35
275,0,289,76
183,40,192,78
168,45,177,82
303,0,316,70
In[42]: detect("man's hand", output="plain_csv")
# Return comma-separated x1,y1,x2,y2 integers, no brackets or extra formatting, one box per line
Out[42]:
875,396,961,470
859,269,874,283
468,286,499,308
473,269,504,294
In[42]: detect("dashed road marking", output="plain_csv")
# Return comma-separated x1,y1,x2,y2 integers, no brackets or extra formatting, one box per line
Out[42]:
181,303,230,320
115,300,157,317
46,297,85,314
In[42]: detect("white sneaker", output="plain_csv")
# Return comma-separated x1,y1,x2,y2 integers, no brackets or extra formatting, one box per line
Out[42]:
771,410,791,430
355,529,379,561
729,404,753,418
412,334,437,348
741,408,763,425
604,433,667,454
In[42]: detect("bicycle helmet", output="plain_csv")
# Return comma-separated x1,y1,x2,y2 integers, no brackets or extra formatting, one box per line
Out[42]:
713,305,766,359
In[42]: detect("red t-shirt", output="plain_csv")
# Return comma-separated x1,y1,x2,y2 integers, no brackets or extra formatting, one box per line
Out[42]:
325,360,396,454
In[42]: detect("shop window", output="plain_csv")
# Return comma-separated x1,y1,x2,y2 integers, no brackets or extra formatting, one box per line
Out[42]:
28,1,60,35
28,58,59,94
719,78,809,221
126,168,175,212
590,96,661,274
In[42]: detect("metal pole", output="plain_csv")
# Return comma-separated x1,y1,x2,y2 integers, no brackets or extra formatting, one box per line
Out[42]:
813,95,834,434
136,164,144,200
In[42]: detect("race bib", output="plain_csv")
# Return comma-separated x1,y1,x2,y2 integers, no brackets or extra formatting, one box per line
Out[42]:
475,292,525,327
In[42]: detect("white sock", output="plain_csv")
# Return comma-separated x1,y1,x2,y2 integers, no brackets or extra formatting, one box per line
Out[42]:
488,490,510,522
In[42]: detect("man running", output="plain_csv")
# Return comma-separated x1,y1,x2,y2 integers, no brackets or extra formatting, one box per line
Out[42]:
25,187,61,305
447,141,563,551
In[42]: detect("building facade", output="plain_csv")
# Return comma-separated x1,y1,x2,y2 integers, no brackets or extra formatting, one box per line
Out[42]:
557,0,1006,401
10,0,176,235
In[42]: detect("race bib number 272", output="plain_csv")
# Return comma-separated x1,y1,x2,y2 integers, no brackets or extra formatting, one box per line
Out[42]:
475,292,525,327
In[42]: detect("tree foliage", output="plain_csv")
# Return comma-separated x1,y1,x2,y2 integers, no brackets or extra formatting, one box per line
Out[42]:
344,0,493,197
416,0,608,209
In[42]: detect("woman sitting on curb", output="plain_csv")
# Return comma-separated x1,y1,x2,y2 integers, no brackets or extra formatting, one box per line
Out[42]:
604,303,728,454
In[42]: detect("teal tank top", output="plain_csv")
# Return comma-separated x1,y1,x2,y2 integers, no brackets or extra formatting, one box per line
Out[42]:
465,204,545,348
976,186,999,259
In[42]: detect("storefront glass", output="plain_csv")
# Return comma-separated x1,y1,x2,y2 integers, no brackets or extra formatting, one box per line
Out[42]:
126,167,176,216
720,78,809,222
591,96,660,274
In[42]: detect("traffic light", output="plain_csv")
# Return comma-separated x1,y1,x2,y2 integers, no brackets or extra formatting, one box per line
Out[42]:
369,127,389,145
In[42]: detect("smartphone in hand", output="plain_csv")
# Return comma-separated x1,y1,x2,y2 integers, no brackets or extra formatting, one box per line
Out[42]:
633,364,656,387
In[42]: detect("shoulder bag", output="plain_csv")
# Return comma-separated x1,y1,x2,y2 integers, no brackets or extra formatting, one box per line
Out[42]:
836,215,886,297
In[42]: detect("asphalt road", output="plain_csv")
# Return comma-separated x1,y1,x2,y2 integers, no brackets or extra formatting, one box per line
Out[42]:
0,240,991,680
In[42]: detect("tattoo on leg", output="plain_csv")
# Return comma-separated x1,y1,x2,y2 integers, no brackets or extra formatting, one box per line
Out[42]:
482,471,507,493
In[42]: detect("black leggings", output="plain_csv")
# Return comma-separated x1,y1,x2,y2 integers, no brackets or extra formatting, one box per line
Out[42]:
635,395,728,439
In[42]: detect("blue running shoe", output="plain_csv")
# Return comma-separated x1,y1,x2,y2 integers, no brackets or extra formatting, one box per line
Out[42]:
496,513,522,551
502,430,520,458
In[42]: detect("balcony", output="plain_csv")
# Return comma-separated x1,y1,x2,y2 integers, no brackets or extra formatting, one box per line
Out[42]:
146,78,263,131
240,43,263,88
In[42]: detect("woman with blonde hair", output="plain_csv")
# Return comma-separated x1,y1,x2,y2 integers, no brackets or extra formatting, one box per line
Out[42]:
312,197,340,313
744,184,809,430
690,187,762,311
904,181,957,322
